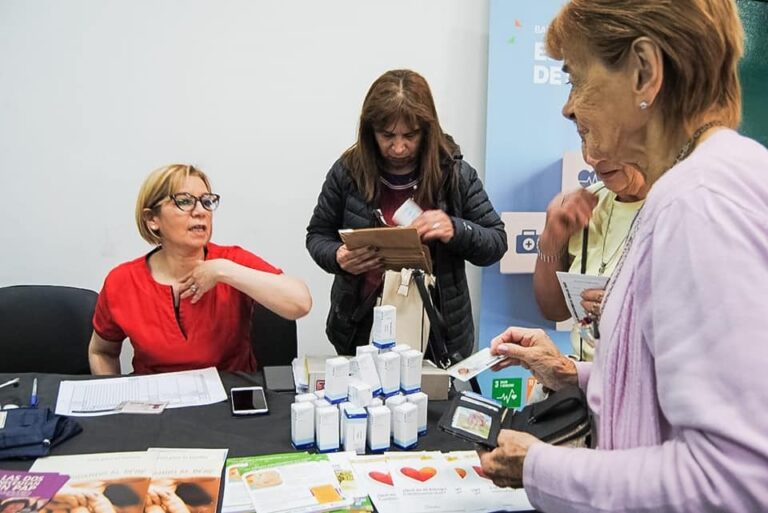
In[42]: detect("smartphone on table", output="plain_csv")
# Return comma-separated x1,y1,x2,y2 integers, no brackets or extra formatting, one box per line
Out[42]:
230,386,269,416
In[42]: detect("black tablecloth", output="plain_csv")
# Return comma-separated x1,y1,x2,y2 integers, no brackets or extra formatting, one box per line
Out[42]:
0,372,474,469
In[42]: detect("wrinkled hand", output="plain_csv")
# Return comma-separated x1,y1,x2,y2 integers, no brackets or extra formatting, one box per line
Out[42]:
146,487,163,507
489,327,577,391
85,493,116,513
336,244,382,275
580,287,605,322
411,210,454,243
158,491,191,513
179,259,229,303
477,430,540,489
539,188,598,255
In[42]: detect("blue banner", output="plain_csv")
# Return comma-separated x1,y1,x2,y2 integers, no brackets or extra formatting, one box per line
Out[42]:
478,0,580,401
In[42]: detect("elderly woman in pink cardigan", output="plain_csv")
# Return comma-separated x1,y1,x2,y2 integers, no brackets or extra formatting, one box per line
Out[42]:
480,1,768,512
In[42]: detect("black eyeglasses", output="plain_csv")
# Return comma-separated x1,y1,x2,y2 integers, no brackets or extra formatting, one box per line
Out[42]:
163,192,221,212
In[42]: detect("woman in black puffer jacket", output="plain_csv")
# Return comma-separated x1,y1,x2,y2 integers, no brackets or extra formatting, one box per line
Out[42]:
306,69,507,359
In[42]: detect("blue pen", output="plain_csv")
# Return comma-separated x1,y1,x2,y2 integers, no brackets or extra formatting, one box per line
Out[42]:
30,378,38,408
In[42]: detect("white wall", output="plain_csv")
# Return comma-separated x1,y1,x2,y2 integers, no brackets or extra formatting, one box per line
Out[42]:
0,0,490,370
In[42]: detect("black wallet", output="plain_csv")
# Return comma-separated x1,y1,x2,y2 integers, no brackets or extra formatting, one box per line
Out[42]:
439,386,591,448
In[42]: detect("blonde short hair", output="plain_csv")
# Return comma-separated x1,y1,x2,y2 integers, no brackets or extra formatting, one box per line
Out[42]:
135,164,212,245
546,0,743,129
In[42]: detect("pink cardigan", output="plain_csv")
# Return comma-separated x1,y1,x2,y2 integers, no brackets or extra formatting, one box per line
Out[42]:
522,130,768,512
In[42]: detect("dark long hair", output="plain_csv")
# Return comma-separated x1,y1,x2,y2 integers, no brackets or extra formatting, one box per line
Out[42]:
342,69,458,207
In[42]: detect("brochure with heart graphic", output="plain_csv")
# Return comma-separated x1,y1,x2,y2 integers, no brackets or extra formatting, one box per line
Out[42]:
442,451,533,512
350,454,403,513
386,452,464,513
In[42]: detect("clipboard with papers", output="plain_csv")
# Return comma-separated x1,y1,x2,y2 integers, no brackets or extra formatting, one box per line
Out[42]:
339,227,432,273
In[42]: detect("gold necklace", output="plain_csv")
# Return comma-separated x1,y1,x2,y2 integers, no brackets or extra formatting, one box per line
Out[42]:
672,120,724,166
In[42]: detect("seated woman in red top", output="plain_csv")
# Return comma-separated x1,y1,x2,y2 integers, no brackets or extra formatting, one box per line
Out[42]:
88,164,312,375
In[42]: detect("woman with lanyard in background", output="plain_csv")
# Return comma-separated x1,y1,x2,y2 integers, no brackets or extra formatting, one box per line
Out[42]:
533,158,647,361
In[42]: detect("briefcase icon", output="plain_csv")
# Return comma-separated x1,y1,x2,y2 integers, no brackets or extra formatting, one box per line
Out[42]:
515,229,539,254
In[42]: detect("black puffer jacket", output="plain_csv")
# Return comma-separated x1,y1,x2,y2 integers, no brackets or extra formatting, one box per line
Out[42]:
306,156,507,358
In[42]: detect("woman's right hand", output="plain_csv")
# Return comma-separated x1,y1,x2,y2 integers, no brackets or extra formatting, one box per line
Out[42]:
539,188,598,254
489,327,577,391
336,244,382,275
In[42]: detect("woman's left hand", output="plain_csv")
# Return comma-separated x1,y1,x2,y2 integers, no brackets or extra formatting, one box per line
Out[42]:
580,287,605,321
179,259,230,304
477,430,540,488
412,209,454,243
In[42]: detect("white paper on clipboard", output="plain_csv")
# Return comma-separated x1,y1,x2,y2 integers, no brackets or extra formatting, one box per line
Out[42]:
555,272,610,322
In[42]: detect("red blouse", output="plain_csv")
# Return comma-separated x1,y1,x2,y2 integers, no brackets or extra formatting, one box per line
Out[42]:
93,243,282,374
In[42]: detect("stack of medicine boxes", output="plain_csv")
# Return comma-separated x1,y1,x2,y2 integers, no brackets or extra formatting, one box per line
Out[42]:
291,305,429,453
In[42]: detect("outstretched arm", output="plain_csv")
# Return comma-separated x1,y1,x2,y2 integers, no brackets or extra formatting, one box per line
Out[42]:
179,259,312,320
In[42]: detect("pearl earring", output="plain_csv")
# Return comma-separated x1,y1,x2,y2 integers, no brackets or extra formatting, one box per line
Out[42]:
639,101,649,110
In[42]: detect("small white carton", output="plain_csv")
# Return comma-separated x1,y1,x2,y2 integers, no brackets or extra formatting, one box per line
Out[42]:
406,391,428,435
324,356,350,404
348,381,373,408
342,406,368,455
375,351,401,397
291,401,315,449
372,305,396,349
366,405,391,453
392,402,418,450
385,394,407,436
315,404,340,453
400,349,423,394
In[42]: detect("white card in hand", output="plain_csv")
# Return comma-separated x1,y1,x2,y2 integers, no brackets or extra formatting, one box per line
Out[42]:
118,401,168,414
555,272,610,322
392,198,423,226
446,347,508,382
